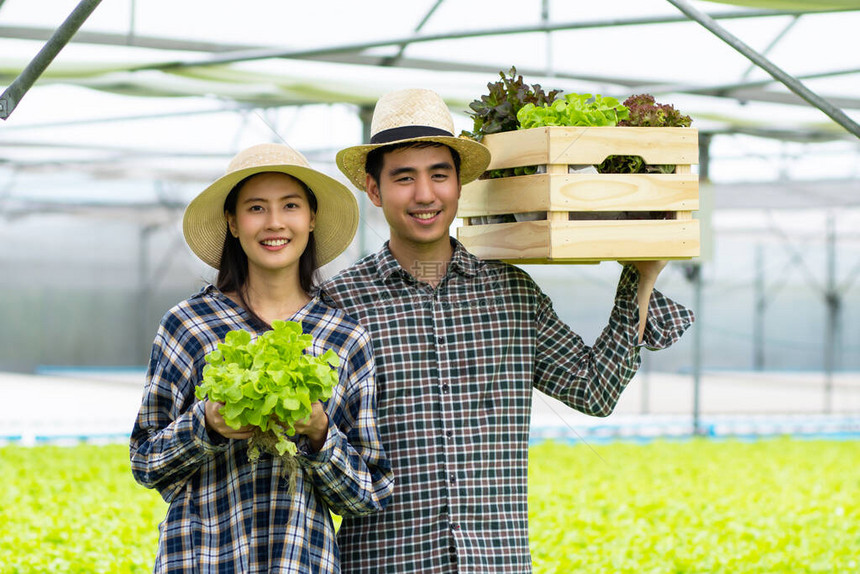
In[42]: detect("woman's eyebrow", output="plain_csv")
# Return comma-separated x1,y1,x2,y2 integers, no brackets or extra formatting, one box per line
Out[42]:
241,193,304,204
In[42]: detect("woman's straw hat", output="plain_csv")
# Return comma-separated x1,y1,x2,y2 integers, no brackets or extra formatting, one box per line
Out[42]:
183,142,358,269
336,88,491,190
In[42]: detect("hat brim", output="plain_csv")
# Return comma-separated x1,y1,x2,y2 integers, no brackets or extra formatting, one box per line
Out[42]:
336,135,491,191
183,165,358,270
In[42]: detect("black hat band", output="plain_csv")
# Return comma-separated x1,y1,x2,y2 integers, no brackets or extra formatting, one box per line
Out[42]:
370,125,453,144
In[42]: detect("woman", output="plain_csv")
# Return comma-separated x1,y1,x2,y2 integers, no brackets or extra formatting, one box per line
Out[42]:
130,143,393,573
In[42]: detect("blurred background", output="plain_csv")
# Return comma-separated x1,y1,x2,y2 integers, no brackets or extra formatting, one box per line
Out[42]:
1,0,858,442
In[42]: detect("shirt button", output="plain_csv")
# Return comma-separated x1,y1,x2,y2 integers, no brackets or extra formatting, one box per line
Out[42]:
451,523,460,531
446,430,453,438
441,383,449,392
437,336,445,345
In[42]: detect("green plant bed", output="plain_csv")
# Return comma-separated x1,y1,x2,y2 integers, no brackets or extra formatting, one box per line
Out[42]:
0,443,164,573
528,438,859,573
1,438,857,573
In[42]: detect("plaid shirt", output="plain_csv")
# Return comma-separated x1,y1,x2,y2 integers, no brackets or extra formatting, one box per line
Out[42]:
319,239,694,573
130,287,394,574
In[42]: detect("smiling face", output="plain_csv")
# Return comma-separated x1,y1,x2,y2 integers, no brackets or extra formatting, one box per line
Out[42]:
225,172,316,280
366,144,461,254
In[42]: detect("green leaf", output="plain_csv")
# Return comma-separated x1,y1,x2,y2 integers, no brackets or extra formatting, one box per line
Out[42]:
461,66,563,141
282,396,301,411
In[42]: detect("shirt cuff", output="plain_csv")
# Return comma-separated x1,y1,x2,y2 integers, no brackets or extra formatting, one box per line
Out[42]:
296,415,338,466
640,298,695,351
190,400,232,453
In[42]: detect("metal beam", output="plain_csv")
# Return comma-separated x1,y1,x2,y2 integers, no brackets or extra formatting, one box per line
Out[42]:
738,15,800,82
381,0,446,67
0,104,251,131
646,67,860,98
823,214,840,413
0,25,260,53
4,11,858,114
694,87,860,111
1,8,854,59
0,0,103,120
302,55,860,112
683,263,706,436
127,8,858,72
665,0,860,138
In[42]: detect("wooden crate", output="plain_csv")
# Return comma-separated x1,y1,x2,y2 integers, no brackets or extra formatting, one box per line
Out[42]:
457,126,700,263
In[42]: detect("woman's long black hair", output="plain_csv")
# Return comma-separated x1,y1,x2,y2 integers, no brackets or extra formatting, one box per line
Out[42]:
216,173,319,329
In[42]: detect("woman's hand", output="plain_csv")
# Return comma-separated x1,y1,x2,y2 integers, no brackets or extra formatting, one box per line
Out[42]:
204,400,255,440
293,401,329,453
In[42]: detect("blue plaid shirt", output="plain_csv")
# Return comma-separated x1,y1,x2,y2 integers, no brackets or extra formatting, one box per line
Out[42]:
320,239,694,573
130,287,393,573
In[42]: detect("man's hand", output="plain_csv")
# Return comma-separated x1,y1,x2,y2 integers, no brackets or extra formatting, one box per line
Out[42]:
293,401,329,453
632,260,668,284
204,400,254,440
629,260,669,343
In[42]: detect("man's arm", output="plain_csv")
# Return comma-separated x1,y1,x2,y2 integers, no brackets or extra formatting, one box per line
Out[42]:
530,262,694,417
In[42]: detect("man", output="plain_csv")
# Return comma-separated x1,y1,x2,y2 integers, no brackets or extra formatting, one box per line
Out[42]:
320,88,694,573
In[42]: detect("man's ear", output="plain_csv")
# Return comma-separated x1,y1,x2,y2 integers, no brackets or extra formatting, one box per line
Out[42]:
366,175,383,208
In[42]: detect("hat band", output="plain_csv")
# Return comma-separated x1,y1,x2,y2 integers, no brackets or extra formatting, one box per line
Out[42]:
370,125,453,144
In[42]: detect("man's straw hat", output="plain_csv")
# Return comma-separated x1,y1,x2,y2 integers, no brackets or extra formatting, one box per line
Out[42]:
183,143,358,269
336,88,491,190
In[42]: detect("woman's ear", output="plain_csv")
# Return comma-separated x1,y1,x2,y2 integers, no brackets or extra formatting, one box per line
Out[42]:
225,212,239,237
309,211,316,232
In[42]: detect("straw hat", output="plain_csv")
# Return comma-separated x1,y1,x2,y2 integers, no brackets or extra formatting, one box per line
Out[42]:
336,88,491,191
183,143,358,269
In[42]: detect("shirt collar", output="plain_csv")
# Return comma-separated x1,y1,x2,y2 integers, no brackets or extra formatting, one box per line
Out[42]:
373,238,482,282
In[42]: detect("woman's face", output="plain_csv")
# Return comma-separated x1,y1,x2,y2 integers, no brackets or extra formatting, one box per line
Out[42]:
226,172,315,277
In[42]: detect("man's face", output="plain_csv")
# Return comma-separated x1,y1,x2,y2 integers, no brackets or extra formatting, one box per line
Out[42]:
366,145,461,252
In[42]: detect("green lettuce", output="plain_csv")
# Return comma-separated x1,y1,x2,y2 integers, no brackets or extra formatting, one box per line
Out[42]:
195,320,339,458
517,92,629,129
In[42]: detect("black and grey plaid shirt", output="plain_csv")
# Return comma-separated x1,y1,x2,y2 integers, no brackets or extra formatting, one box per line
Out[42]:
320,239,694,573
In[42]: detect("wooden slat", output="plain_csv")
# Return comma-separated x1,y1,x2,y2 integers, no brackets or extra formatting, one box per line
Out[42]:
548,220,700,260
483,126,699,170
459,175,552,216
551,173,698,212
457,219,700,262
457,220,550,260
459,173,698,217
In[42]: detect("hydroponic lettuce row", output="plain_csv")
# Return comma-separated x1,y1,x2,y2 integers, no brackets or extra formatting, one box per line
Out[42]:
195,320,340,465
